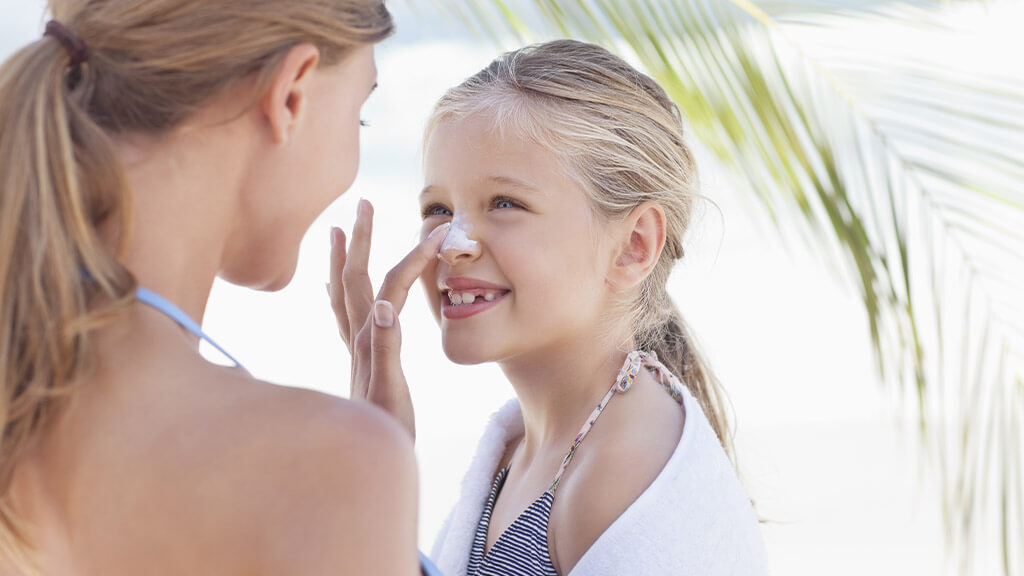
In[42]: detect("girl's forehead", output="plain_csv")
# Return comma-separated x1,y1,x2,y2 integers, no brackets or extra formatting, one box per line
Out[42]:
420,174,543,199
422,111,594,206
430,108,549,150
426,117,555,176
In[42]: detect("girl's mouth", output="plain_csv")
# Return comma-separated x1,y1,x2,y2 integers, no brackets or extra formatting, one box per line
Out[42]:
442,289,510,319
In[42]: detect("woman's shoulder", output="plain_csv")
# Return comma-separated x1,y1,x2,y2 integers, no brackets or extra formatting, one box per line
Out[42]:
184,367,414,465
169,371,420,573
196,370,416,501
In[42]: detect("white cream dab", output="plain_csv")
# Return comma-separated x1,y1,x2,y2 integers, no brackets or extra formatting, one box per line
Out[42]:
440,214,478,253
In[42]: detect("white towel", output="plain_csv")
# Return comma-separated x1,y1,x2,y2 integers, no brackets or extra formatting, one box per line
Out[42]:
431,399,524,576
430,384,770,576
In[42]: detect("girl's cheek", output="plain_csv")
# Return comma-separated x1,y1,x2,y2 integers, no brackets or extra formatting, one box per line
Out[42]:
420,217,448,242
419,267,444,322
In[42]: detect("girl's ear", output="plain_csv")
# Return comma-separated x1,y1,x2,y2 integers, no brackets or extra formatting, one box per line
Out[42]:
608,202,667,289
260,43,321,145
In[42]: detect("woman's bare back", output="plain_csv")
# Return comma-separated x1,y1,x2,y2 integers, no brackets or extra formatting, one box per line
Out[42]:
7,309,418,575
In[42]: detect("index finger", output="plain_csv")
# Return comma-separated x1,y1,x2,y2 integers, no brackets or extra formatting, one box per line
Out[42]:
343,200,376,338
375,223,450,314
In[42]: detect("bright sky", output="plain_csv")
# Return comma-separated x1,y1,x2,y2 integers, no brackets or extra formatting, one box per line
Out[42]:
5,1,1019,574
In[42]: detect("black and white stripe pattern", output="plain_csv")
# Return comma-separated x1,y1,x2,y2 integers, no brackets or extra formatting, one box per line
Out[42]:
467,466,559,576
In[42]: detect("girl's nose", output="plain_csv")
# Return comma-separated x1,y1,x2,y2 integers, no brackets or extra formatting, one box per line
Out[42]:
438,214,480,265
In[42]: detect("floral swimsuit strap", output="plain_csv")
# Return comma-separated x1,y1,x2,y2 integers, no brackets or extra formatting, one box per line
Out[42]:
548,350,684,492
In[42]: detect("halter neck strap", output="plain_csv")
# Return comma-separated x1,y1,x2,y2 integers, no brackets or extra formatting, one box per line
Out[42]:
135,287,245,369
548,350,683,492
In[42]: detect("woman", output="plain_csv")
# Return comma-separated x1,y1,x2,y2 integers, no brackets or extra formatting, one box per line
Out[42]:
0,1,435,574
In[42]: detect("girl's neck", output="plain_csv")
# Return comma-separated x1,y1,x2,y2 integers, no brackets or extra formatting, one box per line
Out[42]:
498,336,632,460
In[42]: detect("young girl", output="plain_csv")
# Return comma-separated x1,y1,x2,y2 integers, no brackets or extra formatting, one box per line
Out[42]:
416,40,769,575
0,1,431,574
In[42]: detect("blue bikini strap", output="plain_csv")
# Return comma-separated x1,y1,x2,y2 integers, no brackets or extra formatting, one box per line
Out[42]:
135,287,244,369
420,552,444,576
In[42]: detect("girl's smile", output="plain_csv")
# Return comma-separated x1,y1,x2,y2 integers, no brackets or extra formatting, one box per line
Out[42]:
439,276,511,319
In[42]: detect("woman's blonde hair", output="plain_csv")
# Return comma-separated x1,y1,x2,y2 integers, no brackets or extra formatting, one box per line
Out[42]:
425,39,734,457
0,0,392,568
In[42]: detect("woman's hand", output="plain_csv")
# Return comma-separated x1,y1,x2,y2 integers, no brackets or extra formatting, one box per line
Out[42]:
329,199,448,440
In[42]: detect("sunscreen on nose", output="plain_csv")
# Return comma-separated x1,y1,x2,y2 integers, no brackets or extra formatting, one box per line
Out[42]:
441,214,478,253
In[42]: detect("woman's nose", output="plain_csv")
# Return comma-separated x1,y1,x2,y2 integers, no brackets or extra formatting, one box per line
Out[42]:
438,214,480,266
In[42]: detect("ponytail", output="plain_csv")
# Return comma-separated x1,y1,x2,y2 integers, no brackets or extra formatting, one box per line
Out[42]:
0,36,135,569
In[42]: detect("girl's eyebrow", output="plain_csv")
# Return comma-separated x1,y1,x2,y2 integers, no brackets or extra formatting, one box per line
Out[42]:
487,175,534,188
419,176,540,199
485,175,541,193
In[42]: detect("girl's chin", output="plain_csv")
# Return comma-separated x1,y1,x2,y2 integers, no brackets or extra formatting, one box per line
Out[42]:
442,350,490,366
441,339,494,366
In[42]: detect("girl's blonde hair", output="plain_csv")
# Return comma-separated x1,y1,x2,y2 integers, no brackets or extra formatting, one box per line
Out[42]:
0,0,392,568
425,39,733,457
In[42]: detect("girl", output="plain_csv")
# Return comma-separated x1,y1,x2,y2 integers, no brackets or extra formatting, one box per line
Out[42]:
333,39,768,575
0,1,435,574
420,39,769,575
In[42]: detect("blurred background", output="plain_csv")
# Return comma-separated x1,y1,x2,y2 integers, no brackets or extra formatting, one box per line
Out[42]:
3,1,1022,574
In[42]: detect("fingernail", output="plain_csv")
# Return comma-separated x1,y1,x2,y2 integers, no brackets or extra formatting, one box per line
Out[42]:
358,198,370,218
330,227,340,247
374,300,395,328
428,222,451,240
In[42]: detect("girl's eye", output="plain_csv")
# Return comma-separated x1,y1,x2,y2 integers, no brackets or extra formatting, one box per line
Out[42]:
493,197,523,210
422,204,452,219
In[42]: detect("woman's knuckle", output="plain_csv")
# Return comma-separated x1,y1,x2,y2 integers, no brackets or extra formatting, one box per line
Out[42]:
355,329,371,349
343,268,368,283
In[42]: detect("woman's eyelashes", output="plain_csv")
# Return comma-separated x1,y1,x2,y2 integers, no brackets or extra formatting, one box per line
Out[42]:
421,196,527,220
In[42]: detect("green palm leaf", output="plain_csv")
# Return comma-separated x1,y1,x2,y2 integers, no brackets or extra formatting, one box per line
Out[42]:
424,0,1024,573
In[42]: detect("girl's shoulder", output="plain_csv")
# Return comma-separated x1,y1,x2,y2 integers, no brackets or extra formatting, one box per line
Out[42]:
550,369,766,574
564,422,767,575
548,368,686,573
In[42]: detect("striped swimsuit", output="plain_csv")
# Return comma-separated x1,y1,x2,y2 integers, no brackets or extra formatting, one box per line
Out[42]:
466,351,684,576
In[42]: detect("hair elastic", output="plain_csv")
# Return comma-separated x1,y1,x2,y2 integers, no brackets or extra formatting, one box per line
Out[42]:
44,20,89,68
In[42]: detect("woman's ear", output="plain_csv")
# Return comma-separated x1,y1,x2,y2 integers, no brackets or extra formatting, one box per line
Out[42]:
260,43,321,145
608,202,667,289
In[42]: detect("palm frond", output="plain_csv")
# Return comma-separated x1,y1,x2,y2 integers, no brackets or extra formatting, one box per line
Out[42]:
431,0,1024,573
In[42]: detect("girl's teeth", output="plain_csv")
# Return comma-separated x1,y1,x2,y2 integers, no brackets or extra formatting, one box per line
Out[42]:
447,290,501,305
